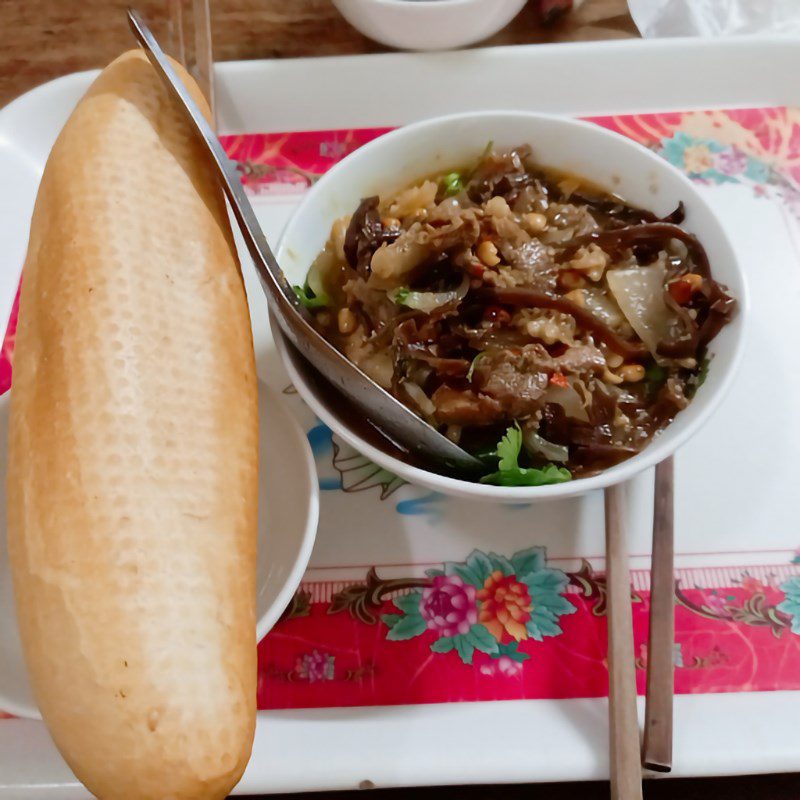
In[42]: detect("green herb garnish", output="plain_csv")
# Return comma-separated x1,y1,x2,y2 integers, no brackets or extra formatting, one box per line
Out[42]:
441,172,464,197
686,348,711,398
479,424,572,487
390,286,412,306
466,352,486,382
293,283,329,309
696,352,710,388
644,360,667,395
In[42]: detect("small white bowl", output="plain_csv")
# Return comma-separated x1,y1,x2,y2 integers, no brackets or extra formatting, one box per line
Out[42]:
273,111,748,503
0,383,318,719
331,0,528,51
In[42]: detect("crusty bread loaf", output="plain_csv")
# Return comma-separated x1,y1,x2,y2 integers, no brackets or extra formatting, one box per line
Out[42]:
7,50,258,799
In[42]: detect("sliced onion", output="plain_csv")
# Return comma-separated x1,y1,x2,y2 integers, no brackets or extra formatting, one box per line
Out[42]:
305,256,329,300
606,263,679,355
445,425,463,444
388,180,438,218
402,381,436,419
390,274,470,314
523,429,569,463
582,287,627,330
370,223,430,283
544,383,590,422
571,377,594,412
558,177,581,199
361,351,395,390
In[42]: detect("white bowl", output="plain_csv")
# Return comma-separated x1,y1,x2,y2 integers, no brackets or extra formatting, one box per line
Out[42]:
331,0,528,51
0,382,318,719
274,111,748,502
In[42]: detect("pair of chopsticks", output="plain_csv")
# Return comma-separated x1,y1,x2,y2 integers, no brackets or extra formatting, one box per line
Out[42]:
605,457,674,799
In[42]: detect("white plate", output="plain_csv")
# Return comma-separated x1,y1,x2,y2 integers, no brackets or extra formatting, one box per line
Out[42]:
1,36,800,797
0,382,318,720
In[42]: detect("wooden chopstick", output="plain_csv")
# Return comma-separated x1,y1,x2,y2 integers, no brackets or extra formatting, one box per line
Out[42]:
191,0,215,121
163,0,215,123
166,0,186,68
643,456,675,772
605,483,643,800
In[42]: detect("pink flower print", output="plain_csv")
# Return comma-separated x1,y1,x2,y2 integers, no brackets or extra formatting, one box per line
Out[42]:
295,650,335,682
715,147,748,176
497,655,523,676
479,656,524,677
420,575,478,638
705,592,728,615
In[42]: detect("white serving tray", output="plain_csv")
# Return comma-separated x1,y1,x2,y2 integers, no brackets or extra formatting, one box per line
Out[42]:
1,36,800,797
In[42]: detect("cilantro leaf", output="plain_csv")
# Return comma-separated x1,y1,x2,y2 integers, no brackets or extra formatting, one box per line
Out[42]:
293,283,329,309
390,286,412,306
441,172,464,197
479,424,572,487
481,463,572,487
644,359,667,395
496,424,523,472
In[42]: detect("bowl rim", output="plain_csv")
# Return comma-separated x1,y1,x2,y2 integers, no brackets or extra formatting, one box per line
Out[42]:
275,109,749,501
255,384,320,639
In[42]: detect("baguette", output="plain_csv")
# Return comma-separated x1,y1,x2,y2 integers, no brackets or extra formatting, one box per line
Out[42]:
7,50,258,799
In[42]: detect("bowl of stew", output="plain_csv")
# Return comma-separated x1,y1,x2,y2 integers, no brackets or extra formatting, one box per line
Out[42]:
272,111,747,501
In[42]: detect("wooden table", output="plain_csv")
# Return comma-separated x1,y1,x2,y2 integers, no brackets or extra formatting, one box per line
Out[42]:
244,774,800,799
1,2,796,797
0,0,638,108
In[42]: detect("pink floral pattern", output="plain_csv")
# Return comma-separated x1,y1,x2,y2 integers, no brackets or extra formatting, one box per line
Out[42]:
479,656,525,678
295,650,335,683
591,107,800,220
0,286,18,396
257,558,800,710
419,575,478,638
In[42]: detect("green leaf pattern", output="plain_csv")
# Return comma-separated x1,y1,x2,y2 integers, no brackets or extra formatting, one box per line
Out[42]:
510,547,546,580
778,576,800,635
393,591,423,615
386,613,428,641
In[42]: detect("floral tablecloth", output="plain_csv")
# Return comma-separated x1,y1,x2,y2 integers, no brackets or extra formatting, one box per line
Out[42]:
3,106,799,715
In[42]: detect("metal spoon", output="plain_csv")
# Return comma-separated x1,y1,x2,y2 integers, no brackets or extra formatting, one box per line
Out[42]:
127,8,482,474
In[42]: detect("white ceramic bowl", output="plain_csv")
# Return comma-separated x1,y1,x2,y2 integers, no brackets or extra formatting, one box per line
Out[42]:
0,383,318,719
331,0,528,51
274,111,747,502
